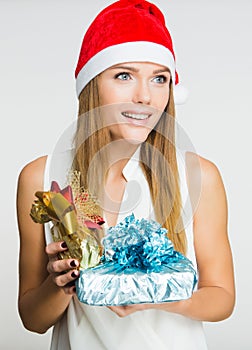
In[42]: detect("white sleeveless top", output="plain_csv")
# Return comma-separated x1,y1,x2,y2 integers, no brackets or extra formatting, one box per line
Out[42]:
44,148,208,350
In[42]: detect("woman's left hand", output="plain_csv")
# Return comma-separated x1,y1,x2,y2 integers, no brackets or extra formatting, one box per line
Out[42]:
108,300,185,317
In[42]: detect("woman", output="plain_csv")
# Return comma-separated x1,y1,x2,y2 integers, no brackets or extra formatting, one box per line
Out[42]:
17,1,235,349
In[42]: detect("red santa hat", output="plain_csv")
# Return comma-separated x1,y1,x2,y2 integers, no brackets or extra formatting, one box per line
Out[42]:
75,0,188,104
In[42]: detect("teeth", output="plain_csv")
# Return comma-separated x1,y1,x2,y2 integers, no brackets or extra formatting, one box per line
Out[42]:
122,112,150,120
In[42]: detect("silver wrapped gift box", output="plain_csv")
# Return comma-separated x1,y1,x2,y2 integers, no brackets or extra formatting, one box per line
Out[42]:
75,214,197,306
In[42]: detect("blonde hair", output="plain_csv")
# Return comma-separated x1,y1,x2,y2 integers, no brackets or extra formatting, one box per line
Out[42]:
73,77,187,255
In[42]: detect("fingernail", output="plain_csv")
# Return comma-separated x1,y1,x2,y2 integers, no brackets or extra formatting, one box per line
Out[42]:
71,271,78,278
73,287,76,293
61,242,67,249
70,260,77,268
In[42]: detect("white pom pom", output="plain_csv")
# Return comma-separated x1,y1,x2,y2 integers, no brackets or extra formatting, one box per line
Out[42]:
174,83,189,105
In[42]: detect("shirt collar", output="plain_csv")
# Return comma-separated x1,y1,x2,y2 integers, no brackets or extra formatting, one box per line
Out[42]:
122,146,141,181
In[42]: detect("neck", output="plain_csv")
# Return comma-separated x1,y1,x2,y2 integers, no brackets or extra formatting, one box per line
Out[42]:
106,140,140,179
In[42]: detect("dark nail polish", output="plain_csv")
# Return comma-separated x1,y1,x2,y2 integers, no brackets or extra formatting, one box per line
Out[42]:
61,242,67,249
67,281,75,287
71,271,78,278
70,260,77,267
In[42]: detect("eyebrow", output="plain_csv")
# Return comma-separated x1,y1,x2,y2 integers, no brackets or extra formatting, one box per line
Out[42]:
109,65,170,74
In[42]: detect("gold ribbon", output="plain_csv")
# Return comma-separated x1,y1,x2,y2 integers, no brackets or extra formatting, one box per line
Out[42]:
30,182,102,269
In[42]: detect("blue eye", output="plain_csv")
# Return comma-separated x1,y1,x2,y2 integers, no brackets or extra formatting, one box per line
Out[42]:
153,75,167,84
115,72,131,80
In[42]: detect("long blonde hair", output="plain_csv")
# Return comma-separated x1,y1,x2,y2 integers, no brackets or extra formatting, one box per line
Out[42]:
73,76,187,255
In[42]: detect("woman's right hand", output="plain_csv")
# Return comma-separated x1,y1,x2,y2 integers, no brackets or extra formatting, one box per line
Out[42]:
45,241,80,295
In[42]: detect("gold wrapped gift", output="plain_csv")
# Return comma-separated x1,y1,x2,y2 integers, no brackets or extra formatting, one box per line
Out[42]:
30,171,104,269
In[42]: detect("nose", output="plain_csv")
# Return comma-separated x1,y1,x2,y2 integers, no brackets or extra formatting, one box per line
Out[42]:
132,80,151,105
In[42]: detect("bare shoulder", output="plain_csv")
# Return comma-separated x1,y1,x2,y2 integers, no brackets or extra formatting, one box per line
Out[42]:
17,155,48,243
185,151,225,190
18,155,48,193
184,152,227,217
17,155,48,213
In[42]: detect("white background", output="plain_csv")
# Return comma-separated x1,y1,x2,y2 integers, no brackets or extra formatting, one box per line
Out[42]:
0,0,251,349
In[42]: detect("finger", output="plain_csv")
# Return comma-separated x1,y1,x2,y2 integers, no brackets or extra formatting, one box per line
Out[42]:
54,269,79,288
45,241,68,257
47,258,79,274
108,306,128,317
108,304,145,317
63,283,77,295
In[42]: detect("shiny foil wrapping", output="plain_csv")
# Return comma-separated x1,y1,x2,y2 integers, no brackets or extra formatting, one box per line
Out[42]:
30,177,103,269
76,214,197,306
76,259,196,306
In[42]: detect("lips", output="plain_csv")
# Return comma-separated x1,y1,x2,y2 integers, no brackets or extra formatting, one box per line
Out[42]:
121,111,151,120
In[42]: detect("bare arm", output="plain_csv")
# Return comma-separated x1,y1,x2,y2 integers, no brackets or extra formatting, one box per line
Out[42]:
110,154,235,321
153,156,235,321
17,156,79,334
177,153,235,321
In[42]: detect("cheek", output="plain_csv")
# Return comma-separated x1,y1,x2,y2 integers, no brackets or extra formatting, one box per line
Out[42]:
99,81,129,105
149,85,170,112
156,90,170,111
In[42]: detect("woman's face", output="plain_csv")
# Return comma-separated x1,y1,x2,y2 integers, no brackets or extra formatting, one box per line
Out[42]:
98,62,171,143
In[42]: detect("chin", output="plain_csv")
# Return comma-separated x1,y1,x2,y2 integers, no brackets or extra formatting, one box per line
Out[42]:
110,124,152,144
113,130,150,144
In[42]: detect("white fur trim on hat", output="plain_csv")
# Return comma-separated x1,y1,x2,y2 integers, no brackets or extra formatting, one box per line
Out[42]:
76,41,188,104
76,42,175,91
